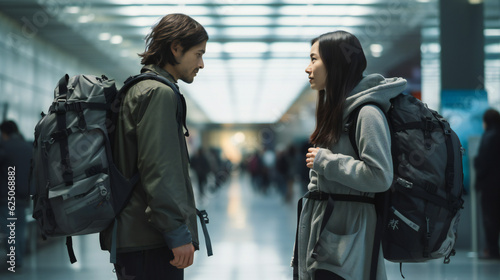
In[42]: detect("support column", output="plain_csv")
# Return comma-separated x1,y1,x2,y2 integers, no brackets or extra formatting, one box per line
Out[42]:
439,0,486,192
439,0,486,254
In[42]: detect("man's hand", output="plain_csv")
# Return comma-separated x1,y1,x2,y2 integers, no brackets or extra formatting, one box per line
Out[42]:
306,147,320,169
170,243,195,269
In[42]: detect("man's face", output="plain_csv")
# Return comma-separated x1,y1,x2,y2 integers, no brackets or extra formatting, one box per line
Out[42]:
171,41,207,84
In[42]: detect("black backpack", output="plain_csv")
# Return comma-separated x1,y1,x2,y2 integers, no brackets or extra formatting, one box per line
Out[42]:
345,93,465,279
31,72,211,264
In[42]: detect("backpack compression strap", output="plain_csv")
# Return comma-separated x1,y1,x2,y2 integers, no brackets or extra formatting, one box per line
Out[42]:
55,74,74,186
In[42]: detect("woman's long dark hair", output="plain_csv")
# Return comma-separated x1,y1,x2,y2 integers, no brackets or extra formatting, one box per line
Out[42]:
309,31,367,147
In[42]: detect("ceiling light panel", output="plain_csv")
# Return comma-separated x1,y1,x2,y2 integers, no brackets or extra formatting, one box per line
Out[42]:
222,27,272,37
277,16,365,27
219,17,274,26
273,27,355,38
224,42,269,53
282,0,381,3
107,0,209,3
106,0,279,3
269,42,310,52
278,5,376,16
115,5,211,16
22,0,435,124
179,57,309,123
215,5,275,16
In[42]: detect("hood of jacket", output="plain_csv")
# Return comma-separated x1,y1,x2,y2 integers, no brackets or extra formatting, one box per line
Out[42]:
342,73,407,120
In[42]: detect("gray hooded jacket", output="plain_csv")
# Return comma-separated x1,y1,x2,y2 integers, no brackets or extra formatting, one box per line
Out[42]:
295,74,407,280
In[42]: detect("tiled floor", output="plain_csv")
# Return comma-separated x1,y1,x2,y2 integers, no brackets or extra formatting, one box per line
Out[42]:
1,172,499,280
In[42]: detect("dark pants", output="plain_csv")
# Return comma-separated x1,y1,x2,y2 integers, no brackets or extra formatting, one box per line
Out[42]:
315,269,346,280
114,247,183,280
481,192,500,256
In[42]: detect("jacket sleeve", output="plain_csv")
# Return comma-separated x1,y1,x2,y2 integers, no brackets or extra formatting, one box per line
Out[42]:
135,85,193,249
313,105,393,193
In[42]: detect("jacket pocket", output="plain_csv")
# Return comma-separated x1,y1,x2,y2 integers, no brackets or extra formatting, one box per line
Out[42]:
312,224,361,267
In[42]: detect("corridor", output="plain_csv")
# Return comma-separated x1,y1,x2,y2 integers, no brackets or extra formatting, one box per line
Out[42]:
1,172,499,280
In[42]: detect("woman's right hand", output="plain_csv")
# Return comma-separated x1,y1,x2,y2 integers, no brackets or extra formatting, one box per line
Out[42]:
306,147,320,169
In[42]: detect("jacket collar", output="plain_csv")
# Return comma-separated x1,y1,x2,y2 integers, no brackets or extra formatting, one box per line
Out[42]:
141,64,177,85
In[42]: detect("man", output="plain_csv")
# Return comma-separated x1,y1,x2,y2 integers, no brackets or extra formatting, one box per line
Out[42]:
474,108,500,260
100,13,208,279
0,120,32,269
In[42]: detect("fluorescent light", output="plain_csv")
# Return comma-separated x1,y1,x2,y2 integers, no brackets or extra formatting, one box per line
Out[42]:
220,17,273,26
65,6,81,14
422,27,439,37
232,132,246,144
128,17,160,27
216,5,274,16
190,16,216,26
120,50,131,57
270,42,311,53
485,29,500,36
428,43,441,53
99,32,111,41
117,5,210,16
224,42,269,53
222,27,271,37
127,16,214,27
279,5,375,16
274,27,347,37
370,44,384,54
206,42,223,54
109,0,208,3
421,43,441,53
78,14,95,23
110,35,123,44
277,16,364,26
282,0,379,3
486,44,500,54
227,59,265,69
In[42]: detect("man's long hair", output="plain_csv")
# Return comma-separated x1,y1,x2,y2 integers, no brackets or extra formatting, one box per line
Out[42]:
139,14,208,67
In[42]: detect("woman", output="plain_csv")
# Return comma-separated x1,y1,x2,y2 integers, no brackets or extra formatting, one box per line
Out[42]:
293,31,406,280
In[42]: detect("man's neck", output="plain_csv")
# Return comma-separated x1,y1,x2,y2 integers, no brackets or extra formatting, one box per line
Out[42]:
163,64,178,82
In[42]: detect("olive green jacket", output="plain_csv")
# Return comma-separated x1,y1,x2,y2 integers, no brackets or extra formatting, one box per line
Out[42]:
100,64,199,252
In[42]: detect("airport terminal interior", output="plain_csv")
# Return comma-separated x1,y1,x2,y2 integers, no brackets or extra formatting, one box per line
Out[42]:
0,0,499,279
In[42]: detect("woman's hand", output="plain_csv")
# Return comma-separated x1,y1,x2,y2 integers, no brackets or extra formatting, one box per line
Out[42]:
306,147,320,169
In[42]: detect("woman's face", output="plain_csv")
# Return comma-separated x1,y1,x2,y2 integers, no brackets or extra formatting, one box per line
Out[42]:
305,41,327,91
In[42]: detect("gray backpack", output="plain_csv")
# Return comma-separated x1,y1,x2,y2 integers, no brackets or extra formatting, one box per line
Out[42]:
345,94,465,279
31,73,194,263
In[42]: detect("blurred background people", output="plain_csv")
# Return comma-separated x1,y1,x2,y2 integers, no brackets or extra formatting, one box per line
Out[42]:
474,108,500,260
191,148,211,198
0,120,32,269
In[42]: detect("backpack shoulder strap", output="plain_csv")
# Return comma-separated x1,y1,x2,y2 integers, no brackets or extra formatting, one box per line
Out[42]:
345,101,389,280
346,102,386,158
120,72,189,137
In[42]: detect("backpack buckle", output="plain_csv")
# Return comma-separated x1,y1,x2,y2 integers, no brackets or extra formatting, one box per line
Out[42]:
198,210,209,224
54,100,67,114
424,118,435,131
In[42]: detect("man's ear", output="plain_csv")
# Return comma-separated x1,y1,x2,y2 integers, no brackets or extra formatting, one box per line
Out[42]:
171,40,183,57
